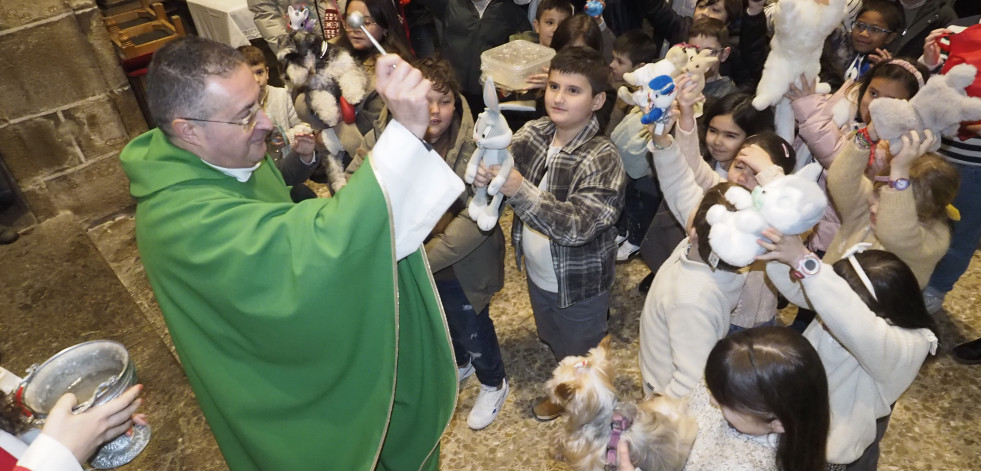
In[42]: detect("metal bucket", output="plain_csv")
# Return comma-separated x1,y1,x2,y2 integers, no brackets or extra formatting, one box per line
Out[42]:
17,340,151,469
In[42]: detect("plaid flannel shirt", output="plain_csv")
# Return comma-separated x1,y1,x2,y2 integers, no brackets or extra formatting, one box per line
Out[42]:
508,116,627,308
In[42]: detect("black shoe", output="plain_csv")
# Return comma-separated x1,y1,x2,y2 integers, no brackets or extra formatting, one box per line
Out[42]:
953,338,981,365
0,226,17,245
638,272,654,295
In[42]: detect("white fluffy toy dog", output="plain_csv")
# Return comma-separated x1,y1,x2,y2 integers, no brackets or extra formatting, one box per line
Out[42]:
546,337,697,471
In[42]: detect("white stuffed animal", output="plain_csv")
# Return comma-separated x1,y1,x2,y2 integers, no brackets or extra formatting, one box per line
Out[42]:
464,77,516,231
618,45,692,109
753,0,846,141
869,64,981,152
706,163,828,267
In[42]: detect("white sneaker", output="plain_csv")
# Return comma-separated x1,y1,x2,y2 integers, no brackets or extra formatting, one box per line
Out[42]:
922,287,946,314
467,378,509,430
615,234,628,246
458,361,475,384
616,241,641,262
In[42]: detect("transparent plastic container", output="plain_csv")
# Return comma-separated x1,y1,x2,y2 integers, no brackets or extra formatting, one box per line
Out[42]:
480,40,556,91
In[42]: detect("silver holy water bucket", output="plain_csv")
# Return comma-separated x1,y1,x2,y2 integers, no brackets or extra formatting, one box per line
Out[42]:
16,340,151,469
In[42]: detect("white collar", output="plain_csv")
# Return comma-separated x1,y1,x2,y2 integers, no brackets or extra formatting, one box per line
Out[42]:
201,159,262,182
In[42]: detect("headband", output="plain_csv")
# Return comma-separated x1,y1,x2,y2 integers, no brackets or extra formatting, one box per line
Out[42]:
842,242,877,301
887,59,925,88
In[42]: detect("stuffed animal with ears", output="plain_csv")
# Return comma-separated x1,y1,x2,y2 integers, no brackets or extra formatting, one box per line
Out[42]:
869,64,981,152
619,45,694,134
287,5,316,33
678,49,719,117
464,77,516,231
618,45,691,109
752,0,846,142
706,163,828,267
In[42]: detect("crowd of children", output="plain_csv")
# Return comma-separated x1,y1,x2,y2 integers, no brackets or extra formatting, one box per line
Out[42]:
227,0,981,469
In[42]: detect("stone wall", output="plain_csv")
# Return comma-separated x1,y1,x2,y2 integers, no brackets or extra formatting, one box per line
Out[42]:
0,0,147,228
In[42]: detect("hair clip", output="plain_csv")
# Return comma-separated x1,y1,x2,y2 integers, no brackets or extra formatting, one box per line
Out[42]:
575,360,589,369
842,242,877,301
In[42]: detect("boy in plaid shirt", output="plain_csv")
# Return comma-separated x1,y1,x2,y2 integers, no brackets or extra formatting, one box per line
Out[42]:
474,46,626,421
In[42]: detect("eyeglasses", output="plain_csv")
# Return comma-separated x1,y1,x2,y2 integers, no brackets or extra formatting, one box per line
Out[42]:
345,15,377,29
853,21,893,35
681,44,724,57
182,105,262,133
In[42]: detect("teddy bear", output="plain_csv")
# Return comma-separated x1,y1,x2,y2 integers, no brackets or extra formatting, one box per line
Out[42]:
868,64,981,152
464,77,516,231
752,0,845,141
706,163,828,267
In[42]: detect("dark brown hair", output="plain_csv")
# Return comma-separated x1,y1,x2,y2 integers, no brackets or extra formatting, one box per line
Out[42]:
832,250,939,336
856,0,905,34
688,16,730,46
336,0,412,60
549,46,609,96
612,30,660,65
743,132,797,175
706,327,830,471
536,0,574,19
550,13,603,54
696,0,743,25
236,45,266,67
854,58,930,115
694,182,740,273
414,55,461,97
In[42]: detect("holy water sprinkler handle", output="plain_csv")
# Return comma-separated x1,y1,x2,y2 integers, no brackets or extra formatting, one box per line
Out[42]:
346,12,388,56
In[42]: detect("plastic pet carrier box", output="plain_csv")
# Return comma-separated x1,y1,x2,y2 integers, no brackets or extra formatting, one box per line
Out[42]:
480,40,556,90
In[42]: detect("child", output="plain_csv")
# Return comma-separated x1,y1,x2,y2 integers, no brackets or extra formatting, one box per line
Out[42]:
686,17,740,99
759,229,940,468
607,30,660,133
638,180,747,399
634,90,775,293
472,46,626,421
823,126,959,289
644,0,768,90
550,13,615,62
841,0,904,81
511,0,574,48
646,95,794,333
417,0,531,117
607,31,661,261
686,327,830,471
237,45,319,201
349,57,510,429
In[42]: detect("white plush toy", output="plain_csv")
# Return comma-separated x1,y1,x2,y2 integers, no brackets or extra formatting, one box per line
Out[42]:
752,0,846,141
618,45,692,109
869,64,981,152
706,163,828,267
464,77,516,231
679,49,719,117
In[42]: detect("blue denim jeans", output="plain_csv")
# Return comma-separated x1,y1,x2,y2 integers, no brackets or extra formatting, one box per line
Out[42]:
928,162,981,293
436,278,506,387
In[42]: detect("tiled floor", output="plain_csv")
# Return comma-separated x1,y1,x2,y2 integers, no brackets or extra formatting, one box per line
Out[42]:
439,208,981,470
3,206,977,470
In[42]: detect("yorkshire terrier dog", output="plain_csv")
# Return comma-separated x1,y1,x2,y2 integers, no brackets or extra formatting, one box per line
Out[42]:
546,337,697,471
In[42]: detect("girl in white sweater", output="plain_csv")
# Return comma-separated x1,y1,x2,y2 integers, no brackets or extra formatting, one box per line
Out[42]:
758,228,939,469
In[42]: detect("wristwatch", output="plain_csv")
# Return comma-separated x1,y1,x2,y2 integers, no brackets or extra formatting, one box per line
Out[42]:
790,253,821,280
889,178,911,191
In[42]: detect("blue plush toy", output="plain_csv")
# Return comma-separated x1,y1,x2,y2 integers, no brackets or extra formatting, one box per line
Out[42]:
641,75,678,134
585,0,604,16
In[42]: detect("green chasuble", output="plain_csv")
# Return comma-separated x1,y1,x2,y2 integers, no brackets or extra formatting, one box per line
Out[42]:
119,129,457,470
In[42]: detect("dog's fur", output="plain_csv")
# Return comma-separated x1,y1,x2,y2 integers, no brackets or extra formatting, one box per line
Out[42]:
546,337,698,471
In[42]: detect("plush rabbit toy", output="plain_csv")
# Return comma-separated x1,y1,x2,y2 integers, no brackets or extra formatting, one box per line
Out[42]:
464,77,516,231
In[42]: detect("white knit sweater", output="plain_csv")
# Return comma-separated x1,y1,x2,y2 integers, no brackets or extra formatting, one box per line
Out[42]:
766,262,937,464
683,381,778,471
